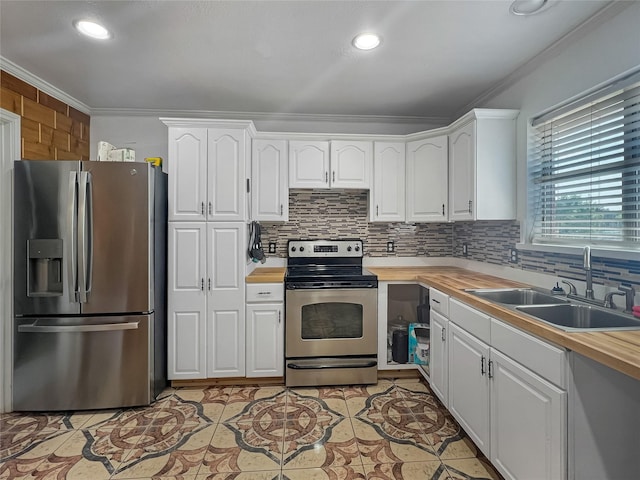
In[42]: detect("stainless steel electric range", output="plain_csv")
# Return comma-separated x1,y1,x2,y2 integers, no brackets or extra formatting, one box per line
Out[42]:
284,239,378,387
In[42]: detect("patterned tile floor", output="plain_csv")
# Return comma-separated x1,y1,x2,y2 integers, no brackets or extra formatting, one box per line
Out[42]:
0,378,503,480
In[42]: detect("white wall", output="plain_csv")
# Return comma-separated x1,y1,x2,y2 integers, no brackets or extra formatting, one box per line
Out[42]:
480,2,640,237
89,116,169,164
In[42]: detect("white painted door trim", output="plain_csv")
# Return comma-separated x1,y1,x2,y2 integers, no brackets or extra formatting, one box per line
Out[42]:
1,108,20,412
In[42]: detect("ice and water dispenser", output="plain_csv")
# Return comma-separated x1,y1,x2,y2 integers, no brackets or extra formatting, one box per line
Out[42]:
27,239,63,296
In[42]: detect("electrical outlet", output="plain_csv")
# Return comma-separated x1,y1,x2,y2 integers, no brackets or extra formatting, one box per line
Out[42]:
386,241,395,253
268,242,276,254
509,248,518,263
462,243,468,256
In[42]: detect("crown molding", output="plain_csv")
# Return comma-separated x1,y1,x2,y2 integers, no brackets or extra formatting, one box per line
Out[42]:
0,56,91,115
93,107,448,126
456,0,631,118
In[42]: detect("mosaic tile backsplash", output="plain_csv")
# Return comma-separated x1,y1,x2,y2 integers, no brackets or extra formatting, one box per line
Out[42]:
260,190,638,289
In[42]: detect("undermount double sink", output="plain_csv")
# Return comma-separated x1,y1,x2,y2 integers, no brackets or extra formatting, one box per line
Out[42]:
466,288,640,332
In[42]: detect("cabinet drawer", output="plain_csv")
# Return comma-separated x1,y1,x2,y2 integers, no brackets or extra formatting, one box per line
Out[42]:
246,283,284,302
429,288,450,317
491,318,566,388
450,299,491,344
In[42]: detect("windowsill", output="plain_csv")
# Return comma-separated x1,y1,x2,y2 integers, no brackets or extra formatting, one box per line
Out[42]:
516,242,639,261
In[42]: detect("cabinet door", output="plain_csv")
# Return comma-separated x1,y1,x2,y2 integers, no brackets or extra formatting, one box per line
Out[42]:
490,349,566,480
448,323,491,458
371,142,405,222
207,129,247,221
167,223,207,379
289,140,330,188
252,139,288,221
330,140,372,189
406,136,448,222
168,128,208,221
207,222,246,377
246,303,283,377
449,121,475,221
429,310,449,406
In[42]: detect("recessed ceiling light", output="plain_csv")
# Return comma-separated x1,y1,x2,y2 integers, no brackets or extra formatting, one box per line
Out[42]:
74,19,111,40
352,33,381,51
510,0,548,16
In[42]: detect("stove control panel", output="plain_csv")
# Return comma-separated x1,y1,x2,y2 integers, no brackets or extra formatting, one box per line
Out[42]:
288,240,363,258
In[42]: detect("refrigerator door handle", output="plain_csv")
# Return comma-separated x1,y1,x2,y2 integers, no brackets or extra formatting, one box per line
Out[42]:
18,321,140,333
67,171,79,302
78,171,93,303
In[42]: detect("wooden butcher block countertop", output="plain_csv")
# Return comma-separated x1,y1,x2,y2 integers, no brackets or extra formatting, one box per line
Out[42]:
245,267,286,284
246,265,640,380
368,266,640,381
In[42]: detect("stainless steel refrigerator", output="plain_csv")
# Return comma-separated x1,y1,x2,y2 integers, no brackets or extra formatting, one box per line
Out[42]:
13,160,167,411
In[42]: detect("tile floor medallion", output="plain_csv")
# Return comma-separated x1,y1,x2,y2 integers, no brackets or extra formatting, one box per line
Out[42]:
0,379,503,480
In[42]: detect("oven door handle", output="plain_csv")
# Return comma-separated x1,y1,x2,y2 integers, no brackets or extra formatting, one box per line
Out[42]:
287,360,378,370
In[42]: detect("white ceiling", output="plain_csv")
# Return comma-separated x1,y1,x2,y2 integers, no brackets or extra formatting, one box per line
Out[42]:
0,0,615,122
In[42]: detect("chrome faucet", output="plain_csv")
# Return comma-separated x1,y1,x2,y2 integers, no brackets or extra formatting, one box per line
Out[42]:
583,246,595,300
604,285,636,311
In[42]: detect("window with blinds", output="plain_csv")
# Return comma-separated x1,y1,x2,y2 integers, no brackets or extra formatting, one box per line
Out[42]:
528,77,640,248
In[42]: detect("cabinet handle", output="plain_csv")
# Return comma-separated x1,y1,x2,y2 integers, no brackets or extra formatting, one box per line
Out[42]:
325,171,328,183
332,171,336,182
468,200,473,214
208,278,211,291
201,202,205,215
488,359,494,379
280,204,283,216
258,291,272,295
376,205,379,216
278,310,281,324
246,178,251,193
481,355,486,375
441,328,446,342
442,203,445,216
201,278,204,291
432,299,440,304
208,202,212,215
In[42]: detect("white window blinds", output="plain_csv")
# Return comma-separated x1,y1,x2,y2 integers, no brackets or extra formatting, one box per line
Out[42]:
528,77,640,248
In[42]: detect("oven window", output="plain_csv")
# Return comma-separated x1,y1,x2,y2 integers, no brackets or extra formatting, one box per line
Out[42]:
301,302,363,339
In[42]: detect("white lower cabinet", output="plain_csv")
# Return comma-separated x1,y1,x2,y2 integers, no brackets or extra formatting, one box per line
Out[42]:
246,283,284,378
490,349,566,480
168,222,246,380
448,299,567,480
448,322,491,455
429,310,449,406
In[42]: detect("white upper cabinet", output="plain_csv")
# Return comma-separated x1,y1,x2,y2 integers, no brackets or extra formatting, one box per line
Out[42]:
406,135,449,222
252,138,289,221
370,142,405,222
289,140,372,189
449,109,518,221
289,140,331,188
207,128,247,221
168,128,208,222
164,120,250,222
330,140,372,189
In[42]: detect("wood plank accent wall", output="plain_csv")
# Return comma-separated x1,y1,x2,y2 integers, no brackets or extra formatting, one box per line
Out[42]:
1,71,90,160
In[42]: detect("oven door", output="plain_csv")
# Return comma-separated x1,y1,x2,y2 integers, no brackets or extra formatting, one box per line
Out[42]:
285,288,377,358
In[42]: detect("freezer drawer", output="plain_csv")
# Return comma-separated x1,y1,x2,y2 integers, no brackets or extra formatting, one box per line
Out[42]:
13,315,152,411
